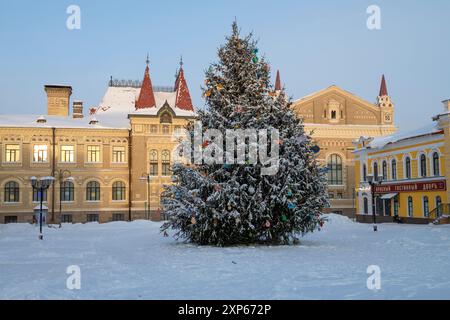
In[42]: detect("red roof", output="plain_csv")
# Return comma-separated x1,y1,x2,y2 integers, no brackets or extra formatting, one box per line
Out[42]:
175,67,194,111
275,70,282,91
379,74,388,97
135,64,156,109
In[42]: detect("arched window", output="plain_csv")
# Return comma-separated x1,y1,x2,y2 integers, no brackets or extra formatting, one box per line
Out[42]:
327,154,343,185
160,112,172,124
363,197,369,214
407,196,413,217
4,181,19,202
112,181,126,201
405,157,411,179
382,161,387,181
373,162,379,181
86,181,100,201
436,196,443,217
331,110,337,119
149,149,158,176
363,164,367,182
420,154,427,177
394,197,399,216
391,159,397,180
433,152,440,176
161,150,171,176
60,181,74,202
33,188,48,202
423,196,429,217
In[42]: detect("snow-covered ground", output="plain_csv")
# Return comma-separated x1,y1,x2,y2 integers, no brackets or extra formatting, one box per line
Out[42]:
1,214,450,300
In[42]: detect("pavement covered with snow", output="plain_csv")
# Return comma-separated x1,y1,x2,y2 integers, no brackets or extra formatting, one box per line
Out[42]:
1,214,450,300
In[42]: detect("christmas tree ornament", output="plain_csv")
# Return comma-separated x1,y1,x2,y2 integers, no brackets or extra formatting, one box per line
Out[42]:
281,215,288,222
265,220,271,228
214,184,221,192
202,140,210,148
288,202,296,210
216,84,224,91
287,190,293,197
191,216,197,225
204,90,212,97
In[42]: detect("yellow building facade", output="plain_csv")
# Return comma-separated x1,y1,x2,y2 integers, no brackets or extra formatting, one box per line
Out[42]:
0,60,196,224
354,100,450,224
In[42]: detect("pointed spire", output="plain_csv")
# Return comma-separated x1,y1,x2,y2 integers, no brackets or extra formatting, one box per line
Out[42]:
174,56,183,91
275,70,282,91
379,74,388,97
174,58,194,111
135,55,156,109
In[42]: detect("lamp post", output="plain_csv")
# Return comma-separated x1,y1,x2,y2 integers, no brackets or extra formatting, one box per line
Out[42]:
53,169,73,226
367,174,383,232
30,176,55,240
140,173,151,220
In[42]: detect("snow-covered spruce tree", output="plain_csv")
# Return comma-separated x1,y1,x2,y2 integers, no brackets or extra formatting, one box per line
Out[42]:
161,22,328,246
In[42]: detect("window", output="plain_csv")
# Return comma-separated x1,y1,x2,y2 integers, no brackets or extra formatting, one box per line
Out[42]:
420,154,427,177
405,157,411,179
61,214,73,223
149,149,158,176
433,152,440,176
382,161,387,181
162,149,171,176
112,181,126,201
363,197,369,214
150,125,158,134
5,144,20,162
160,112,172,124
337,193,343,199
60,181,74,202
423,196,429,217
331,110,337,119
33,188,48,202
407,196,413,217
112,146,126,163
60,145,75,163
86,214,99,222
4,181,19,202
372,162,378,181
112,213,125,221
162,125,170,135
436,196,443,217
363,164,367,182
4,216,17,224
391,159,397,180
87,145,101,163
86,181,100,201
33,145,48,162
328,193,335,199
327,154,343,185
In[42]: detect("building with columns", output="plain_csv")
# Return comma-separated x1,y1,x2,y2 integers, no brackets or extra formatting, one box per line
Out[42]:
0,58,196,224
291,75,397,216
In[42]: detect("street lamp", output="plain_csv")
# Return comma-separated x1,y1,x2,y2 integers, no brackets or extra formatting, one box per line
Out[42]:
53,169,73,226
366,174,383,232
30,176,55,240
140,173,151,220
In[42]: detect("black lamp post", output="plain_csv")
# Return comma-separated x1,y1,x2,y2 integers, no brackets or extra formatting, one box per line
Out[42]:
140,173,151,220
53,169,73,226
367,174,383,232
30,176,55,240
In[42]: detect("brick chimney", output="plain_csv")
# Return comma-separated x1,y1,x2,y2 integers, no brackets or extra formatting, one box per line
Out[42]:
44,85,72,116
73,101,84,118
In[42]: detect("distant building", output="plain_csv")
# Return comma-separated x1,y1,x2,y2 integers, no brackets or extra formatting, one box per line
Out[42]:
0,58,196,224
354,100,450,224
291,74,397,217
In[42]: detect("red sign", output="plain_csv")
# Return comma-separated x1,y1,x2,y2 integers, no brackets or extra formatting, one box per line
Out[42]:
374,180,447,194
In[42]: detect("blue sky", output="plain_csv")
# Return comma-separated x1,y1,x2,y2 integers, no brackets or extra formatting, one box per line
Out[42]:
0,0,449,131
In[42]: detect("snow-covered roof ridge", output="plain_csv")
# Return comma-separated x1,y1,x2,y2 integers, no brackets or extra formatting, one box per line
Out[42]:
368,122,443,149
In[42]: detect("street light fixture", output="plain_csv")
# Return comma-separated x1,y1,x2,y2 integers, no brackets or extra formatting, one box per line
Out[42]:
30,176,55,240
140,173,151,220
366,174,383,232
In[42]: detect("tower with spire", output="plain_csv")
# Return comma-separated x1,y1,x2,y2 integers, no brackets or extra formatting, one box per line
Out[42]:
135,54,156,109
377,74,394,125
174,56,194,111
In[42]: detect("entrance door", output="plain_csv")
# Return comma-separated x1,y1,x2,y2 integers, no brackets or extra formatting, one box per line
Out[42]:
384,199,392,216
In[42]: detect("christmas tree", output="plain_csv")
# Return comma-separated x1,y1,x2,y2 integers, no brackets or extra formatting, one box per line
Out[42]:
161,22,328,246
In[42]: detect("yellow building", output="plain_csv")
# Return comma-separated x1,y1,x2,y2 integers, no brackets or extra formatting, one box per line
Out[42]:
291,75,397,216
0,59,196,224
354,100,450,224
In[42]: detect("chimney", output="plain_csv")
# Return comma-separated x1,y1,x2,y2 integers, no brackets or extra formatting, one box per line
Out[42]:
442,99,450,112
44,85,72,116
73,100,84,118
